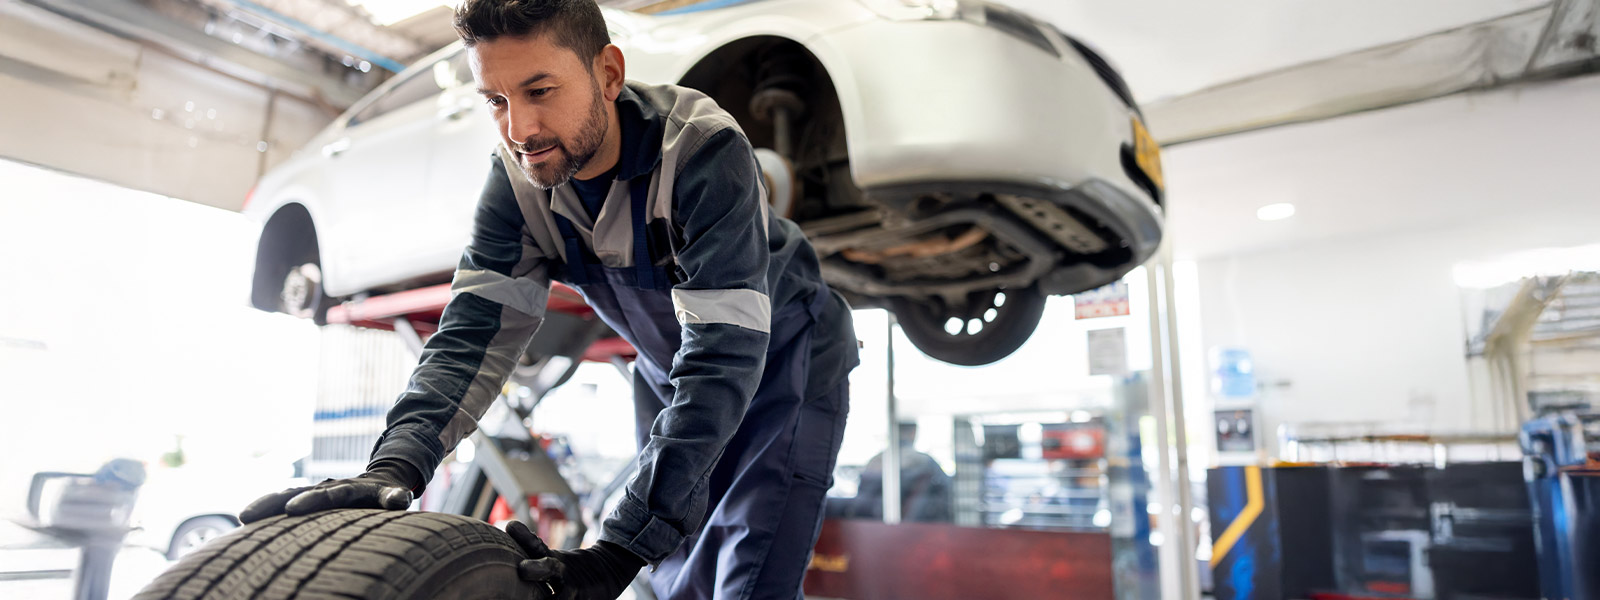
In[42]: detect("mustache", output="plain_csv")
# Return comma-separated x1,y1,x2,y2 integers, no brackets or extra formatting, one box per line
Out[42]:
513,137,561,154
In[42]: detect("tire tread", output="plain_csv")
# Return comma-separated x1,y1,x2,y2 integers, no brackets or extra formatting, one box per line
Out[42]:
133,510,528,600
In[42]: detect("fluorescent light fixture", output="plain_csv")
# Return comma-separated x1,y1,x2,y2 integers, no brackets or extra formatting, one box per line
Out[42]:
349,0,451,26
1256,202,1296,221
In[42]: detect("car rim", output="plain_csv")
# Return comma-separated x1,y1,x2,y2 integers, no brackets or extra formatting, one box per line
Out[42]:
280,262,322,318
891,286,1047,366
936,290,1008,338
177,526,223,557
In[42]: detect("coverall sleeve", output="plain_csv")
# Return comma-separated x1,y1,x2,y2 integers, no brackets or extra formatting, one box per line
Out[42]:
599,127,772,561
368,155,550,487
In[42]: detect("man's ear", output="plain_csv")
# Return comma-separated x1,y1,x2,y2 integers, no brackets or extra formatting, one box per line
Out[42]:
597,44,626,101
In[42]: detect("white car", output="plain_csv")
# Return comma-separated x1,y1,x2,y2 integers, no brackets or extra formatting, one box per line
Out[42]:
245,0,1164,366
127,468,309,560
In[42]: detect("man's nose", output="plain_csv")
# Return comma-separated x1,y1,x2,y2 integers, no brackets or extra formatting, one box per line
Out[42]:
506,103,541,144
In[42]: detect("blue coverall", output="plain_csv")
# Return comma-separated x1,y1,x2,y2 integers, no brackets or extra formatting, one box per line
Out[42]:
368,81,859,599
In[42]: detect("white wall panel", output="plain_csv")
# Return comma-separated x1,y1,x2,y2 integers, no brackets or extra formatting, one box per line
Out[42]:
1180,75,1600,443
264,94,332,176
0,1,142,89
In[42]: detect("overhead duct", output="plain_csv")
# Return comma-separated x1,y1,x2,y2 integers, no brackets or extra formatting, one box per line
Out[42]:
1147,0,1600,145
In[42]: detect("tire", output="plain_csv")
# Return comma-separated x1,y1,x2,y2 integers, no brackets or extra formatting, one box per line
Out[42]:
166,516,238,561
134,510,542,600
891,286,1048,367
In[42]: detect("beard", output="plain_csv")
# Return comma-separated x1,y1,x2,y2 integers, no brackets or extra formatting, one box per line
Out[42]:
512,84,608,190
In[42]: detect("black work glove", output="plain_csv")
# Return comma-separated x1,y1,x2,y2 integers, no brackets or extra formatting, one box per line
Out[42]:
507,521,644,600
238,459,420,524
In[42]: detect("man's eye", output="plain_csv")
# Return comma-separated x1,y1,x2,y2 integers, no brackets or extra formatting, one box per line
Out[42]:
529,87,554,98
485,97,505,107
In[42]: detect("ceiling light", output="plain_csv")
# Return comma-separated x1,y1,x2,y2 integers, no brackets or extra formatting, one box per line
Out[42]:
1256,203,1296,221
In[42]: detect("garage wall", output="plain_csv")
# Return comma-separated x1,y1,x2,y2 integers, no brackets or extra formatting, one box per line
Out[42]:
1172,74,1600,445
0,2,334,211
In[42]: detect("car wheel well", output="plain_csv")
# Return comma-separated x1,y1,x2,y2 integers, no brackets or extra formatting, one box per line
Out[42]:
677,36,862,221
251,202,320,312
176,513,242,530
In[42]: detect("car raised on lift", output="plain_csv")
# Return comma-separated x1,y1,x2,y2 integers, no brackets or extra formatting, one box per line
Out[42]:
245,0,1164,366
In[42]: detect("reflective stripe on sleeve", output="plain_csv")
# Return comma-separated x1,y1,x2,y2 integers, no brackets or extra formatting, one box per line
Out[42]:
671,288,771,334
452,269,549,318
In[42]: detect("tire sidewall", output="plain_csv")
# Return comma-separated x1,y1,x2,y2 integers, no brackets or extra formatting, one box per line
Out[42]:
404,545,541,600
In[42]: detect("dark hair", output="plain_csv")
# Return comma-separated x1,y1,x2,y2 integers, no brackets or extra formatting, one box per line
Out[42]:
454,0,611,61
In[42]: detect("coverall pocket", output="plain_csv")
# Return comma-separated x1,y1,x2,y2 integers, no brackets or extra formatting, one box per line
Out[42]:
790,387,848,488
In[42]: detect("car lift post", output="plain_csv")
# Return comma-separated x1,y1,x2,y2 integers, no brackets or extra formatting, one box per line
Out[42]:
1144,240,1200,600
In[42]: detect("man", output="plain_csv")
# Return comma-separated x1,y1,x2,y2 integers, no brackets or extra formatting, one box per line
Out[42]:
239,1,858,598
831,422,953,523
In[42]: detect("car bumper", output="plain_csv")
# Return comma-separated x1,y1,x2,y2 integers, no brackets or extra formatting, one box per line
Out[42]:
821,17,1158,204
817,17,1163,293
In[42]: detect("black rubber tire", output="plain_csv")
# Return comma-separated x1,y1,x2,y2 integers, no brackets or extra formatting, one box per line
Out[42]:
134,510,542,600
891,286,1048,366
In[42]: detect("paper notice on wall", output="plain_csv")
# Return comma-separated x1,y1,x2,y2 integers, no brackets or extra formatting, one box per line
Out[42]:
1087,327,1128,376
1074,281,1130,319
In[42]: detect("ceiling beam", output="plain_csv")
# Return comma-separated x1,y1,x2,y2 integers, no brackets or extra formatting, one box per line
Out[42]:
22,0,370,108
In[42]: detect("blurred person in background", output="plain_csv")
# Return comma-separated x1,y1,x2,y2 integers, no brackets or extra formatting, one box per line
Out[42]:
829,422,953,523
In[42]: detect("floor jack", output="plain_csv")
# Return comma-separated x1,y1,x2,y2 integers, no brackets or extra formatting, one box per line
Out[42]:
328,283,657,599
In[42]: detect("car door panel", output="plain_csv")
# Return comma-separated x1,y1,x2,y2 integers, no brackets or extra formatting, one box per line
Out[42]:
325,65,452,290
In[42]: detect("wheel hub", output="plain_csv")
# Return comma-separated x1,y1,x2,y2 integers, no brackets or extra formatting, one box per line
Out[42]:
174,525,225,558
280,263,322,318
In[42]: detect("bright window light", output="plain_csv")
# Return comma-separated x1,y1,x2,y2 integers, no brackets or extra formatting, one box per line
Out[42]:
349,0,451,26
1256,203,1296,221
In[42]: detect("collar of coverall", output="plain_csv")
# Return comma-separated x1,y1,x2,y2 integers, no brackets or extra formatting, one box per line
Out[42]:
611,82,665,182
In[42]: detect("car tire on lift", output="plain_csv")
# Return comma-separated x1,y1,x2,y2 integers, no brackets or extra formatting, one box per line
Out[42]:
135,510,544,600
891,285,1048,367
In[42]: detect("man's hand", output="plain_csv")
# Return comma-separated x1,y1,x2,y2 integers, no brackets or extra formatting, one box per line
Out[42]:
507,521,644,600
238,460,419,524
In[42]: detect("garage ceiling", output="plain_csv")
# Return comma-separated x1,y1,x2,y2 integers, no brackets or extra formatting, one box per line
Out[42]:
1162,72,1600,261
1017,0,1549,103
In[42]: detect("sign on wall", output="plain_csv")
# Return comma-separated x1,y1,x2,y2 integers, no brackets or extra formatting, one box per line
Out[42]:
1087,327,1128,376
1074,281,1131,319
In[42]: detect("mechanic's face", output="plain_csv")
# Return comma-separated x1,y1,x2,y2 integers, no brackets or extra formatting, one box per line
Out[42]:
471,34,625,189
